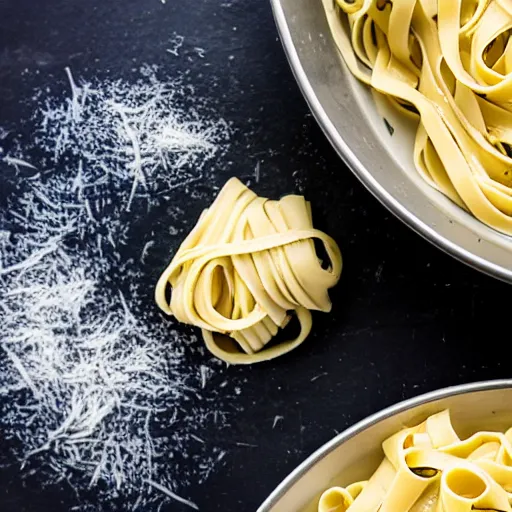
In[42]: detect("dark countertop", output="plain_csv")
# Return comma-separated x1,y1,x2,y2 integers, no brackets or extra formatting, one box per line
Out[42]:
0,1,510,511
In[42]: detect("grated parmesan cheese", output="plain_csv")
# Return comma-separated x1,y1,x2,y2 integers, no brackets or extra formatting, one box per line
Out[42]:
0,60,235,510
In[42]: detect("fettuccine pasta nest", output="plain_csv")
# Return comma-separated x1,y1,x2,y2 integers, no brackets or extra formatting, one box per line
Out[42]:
323,0,512,235
318,409,512,512
155,178,342,364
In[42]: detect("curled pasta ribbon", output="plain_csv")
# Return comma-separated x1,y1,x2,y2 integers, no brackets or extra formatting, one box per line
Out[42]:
322,0,512,235
318,481,366,512
318,409,512,512
155,178,342,364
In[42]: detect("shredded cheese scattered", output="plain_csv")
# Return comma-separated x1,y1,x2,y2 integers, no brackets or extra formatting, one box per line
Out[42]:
0,60,233,509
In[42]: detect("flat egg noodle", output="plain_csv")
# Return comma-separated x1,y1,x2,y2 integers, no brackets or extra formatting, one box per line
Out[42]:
155,178,342,364
318,409,512,511
322,0,512,235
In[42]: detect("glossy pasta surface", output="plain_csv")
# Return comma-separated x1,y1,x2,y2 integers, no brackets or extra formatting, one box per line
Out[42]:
318,409,512,512
323,0,512,236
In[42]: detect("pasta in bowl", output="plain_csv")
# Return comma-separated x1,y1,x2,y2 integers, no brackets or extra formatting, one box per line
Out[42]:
322,0,512,237
257,381,512,512
270,0,512,282
318,409,512,511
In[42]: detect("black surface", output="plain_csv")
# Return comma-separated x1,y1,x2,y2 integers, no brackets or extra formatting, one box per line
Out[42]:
0,1,511,511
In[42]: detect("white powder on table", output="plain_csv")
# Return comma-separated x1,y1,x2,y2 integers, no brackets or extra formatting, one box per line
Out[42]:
0,57,235,511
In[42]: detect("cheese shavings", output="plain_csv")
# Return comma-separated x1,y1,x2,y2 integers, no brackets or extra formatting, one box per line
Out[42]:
0,62,234,510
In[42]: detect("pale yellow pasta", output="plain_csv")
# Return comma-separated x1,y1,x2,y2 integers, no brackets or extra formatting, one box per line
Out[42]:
318,486,353,512
155,178,342,364
322,0,512,236
318,482,367,512
318,409,512,512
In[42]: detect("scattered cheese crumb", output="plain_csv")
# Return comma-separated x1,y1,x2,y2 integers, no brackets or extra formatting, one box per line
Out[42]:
0,63,233,510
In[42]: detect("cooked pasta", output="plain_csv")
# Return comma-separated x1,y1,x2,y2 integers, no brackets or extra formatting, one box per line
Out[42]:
155,178,342,364
318,409,512,512
322,0,512,235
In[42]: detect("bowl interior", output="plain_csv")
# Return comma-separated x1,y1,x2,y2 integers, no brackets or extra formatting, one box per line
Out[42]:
258,385,512,512
348,47,512,251
271,0,512,281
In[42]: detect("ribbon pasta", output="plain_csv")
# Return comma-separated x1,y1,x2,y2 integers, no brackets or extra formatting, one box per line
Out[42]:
318,409,512,512
155,178,342,364
322,0,512,235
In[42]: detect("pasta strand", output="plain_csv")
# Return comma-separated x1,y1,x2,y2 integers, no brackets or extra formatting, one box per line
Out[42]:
323,0,512,235
318,410,512,512
155,178,342,364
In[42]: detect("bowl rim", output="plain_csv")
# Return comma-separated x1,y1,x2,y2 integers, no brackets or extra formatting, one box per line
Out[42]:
257,379,512,511
269,0,512,284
